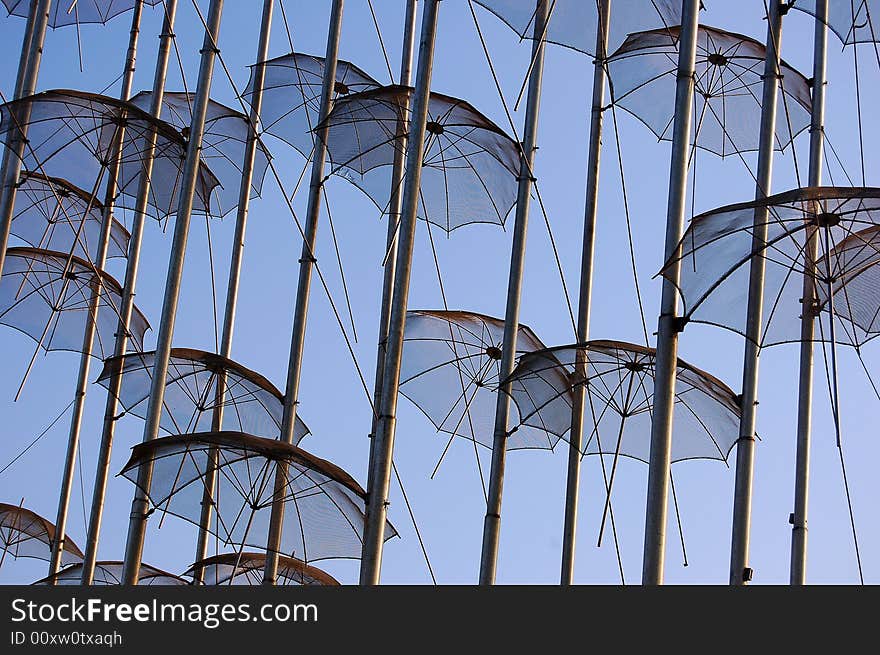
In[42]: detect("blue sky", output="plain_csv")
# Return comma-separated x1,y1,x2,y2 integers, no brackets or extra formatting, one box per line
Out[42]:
0,0,877,585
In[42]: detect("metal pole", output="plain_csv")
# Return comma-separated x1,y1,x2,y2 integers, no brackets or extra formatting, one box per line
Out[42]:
359,0,441,586
729,0,786,586
0,0,52,281
790,0,827,586
262,0,345,586
80,0,179,586
121,0,225,586
640,0,700,586
478,0,549,586
46,0,144,581
560,0,611,586
192,0,273,582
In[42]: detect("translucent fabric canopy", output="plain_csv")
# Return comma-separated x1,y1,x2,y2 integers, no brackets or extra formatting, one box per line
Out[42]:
0,247,149,358
0,502,83,566
242,51,380,158
607,25,812,157
472,0,681,56
129,91,271,217
186,552,339,586
400,309,555,450
506,341,740,463
0,90,220,221
119,432,397,562
33,561,187,585
2,0,162,28
96,348,310,442
791,0,879,45
11,172,129,260
322,86,520,233
662,187,880,348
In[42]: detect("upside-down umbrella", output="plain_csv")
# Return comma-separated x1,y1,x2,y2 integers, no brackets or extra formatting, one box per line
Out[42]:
119,432,398,562
661,187,880,348
129,91,272,217
0,503,83,567
1,0,162,28
321,86,521,233
400,309,555,450
11,172,129,260
242,51,380,159
606,25,813,157
96,348,310,442
33,561,187,585
186,552,339,586
0,247,149,358
791,0,879,45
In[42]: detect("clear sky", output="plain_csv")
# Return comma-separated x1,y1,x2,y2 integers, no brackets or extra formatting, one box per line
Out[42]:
0,0,877,585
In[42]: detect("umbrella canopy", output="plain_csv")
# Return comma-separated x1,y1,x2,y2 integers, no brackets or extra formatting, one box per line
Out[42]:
33,561,187,585
400,309,554,450
0,502,83,566
791,0,879,45
119,431,397,562
607,25,812,157
0,247,149,358
97,348,310,442
2,0,162,28
661,187,880,348
186,552,339,586
322,86,520,233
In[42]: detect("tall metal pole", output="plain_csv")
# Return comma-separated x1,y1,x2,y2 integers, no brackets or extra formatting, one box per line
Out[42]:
46,0,144,581
560,0,611,586
359,0,441,586
121,0,225,586
790,0,828,586
478,0,549,586
192,0,274,582
640,0,701,586
729,0,786,586
261,0,345,586
0,0,52,280
80,0,180,586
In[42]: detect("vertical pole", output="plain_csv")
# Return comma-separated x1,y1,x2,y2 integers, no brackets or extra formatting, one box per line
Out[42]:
80,0,180,586
0,0,52,281
46,0,144,581
121,0,225,586
560,0,611,586
478,0,549,586
262,0,345,586
790,0,827,586
729,0,786,586
640,0,701,586
192,0,274,582
359,0,441,586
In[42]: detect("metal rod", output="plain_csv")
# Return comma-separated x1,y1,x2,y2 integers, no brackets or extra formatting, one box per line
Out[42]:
560,0,611,586
121,0,226,586
12,1,39,101
640,0,701,586
262,0,345,586
729,0,786,587
359,0,441,586
80,0,180,586
46,0,144,582
790,0,828,586
478,0,548,586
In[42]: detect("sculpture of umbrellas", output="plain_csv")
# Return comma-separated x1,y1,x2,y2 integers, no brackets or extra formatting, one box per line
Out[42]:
661,187,880,348
119,431,398,562
0,502,83,567
1,0,162,28
11,172,129,260
791,0,879,45
242,51,380,159
185,552,339,586
33,561,187,585
606,25,812,157
129,91,272,217
0,247,149,358
97,348,311,442
400,309,554,451
321,86,521,233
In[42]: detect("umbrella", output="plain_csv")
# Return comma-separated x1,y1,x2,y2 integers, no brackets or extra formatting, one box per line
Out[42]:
791,0,880,45
0,502,83,567
185,552,339,586
33,561,187,585
2,0,162,28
